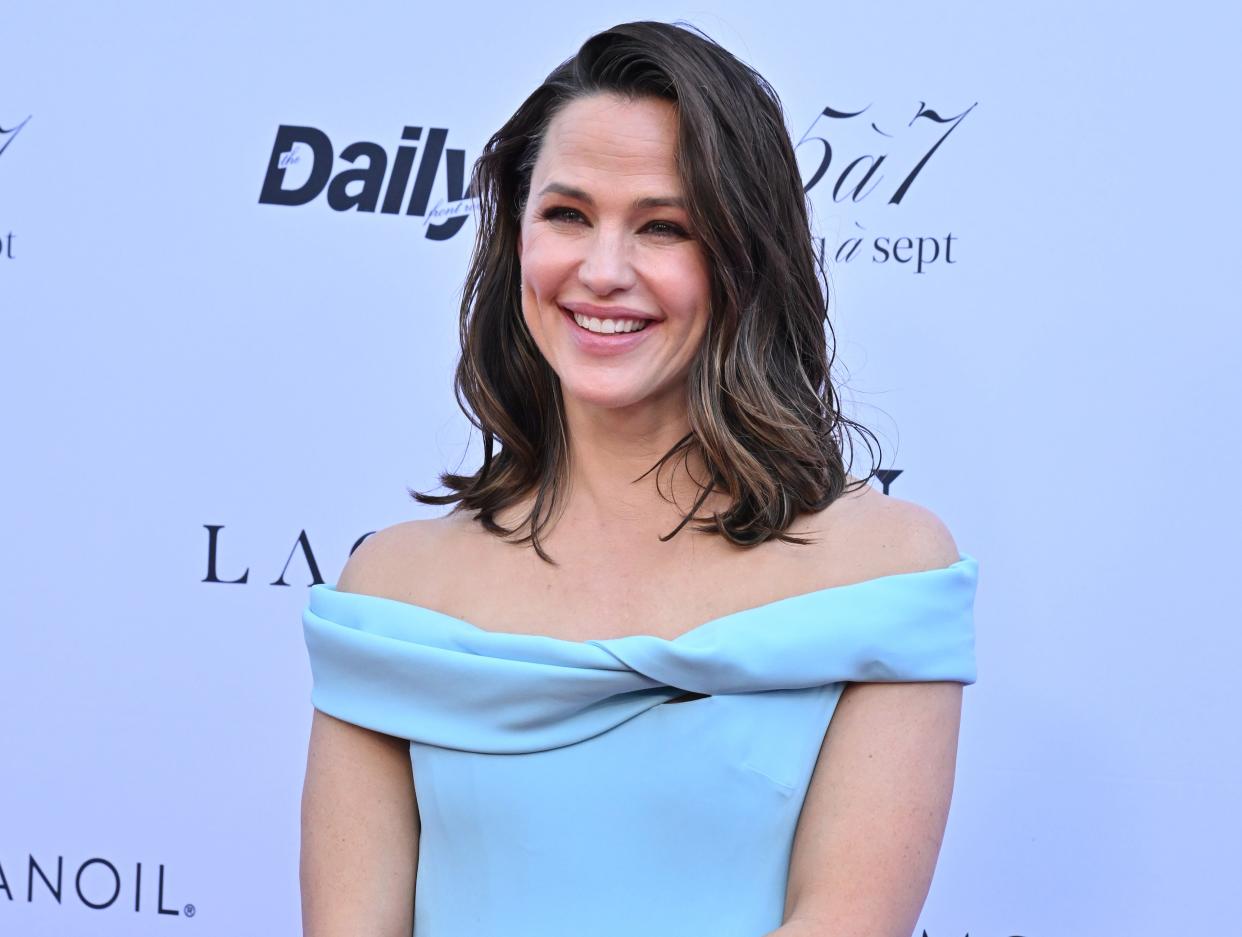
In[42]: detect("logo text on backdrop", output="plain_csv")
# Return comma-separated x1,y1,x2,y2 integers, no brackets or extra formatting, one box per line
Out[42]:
258,124,473,241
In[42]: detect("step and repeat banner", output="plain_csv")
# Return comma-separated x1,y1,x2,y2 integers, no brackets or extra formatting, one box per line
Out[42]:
2,2,1238,935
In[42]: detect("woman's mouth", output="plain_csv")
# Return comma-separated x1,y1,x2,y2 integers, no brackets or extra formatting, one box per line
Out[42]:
559,304,658,356
565,306,650,334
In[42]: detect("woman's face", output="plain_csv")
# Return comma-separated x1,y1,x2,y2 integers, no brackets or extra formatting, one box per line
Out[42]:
517,93,711,414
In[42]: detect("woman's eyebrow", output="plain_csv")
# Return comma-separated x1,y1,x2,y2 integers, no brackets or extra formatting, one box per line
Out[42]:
538,181,685,210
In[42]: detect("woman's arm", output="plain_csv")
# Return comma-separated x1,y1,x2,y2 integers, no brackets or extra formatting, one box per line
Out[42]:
301,710,419,936
300,527,423,936
775,506,966,936
771,681,962,936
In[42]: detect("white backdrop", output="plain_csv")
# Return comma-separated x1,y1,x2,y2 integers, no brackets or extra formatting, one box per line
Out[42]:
3,2,1239,935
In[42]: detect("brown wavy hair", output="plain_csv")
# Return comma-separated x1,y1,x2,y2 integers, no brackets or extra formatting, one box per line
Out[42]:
409,19,882,565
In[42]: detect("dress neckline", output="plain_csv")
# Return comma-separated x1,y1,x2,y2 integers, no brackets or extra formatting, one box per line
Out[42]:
309,552,977,649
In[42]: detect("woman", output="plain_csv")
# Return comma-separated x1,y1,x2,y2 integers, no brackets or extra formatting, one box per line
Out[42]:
301,19,977,937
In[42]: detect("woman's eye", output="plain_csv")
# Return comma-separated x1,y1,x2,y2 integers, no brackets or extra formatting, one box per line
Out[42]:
541,206,584,223
644,220,688,238
539,207,688,239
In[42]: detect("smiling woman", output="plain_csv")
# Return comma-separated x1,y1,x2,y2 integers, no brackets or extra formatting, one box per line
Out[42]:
409,19,890,559
518,93,710,400
300,18,979,937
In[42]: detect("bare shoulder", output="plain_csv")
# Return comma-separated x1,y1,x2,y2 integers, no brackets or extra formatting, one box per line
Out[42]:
808,477,961,581
854,484,958,574
335,511,463,601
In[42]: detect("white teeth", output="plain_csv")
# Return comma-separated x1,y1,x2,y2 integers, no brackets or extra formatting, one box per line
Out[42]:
572,312,649,335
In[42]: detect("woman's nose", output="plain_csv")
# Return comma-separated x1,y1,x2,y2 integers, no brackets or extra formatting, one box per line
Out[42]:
577,228,637,295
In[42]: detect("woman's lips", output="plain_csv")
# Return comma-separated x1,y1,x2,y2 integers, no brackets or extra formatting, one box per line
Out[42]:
559,303,658,356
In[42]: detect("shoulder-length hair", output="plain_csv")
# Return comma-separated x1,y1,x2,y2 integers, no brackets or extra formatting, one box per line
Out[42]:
410,19,881,564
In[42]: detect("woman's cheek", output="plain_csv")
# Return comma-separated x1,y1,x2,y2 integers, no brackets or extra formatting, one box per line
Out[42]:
524,241,577,297
656,254,710,324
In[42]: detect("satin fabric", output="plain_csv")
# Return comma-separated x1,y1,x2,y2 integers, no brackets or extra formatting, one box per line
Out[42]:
302,553,978,937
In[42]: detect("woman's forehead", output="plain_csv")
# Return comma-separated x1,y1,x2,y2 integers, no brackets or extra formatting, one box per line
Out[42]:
535,94,681,185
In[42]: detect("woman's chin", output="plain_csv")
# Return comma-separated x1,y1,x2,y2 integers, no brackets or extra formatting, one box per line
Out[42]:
559,379,655,412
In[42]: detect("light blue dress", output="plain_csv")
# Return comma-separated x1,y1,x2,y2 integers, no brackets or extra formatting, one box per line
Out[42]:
302,553,978,937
